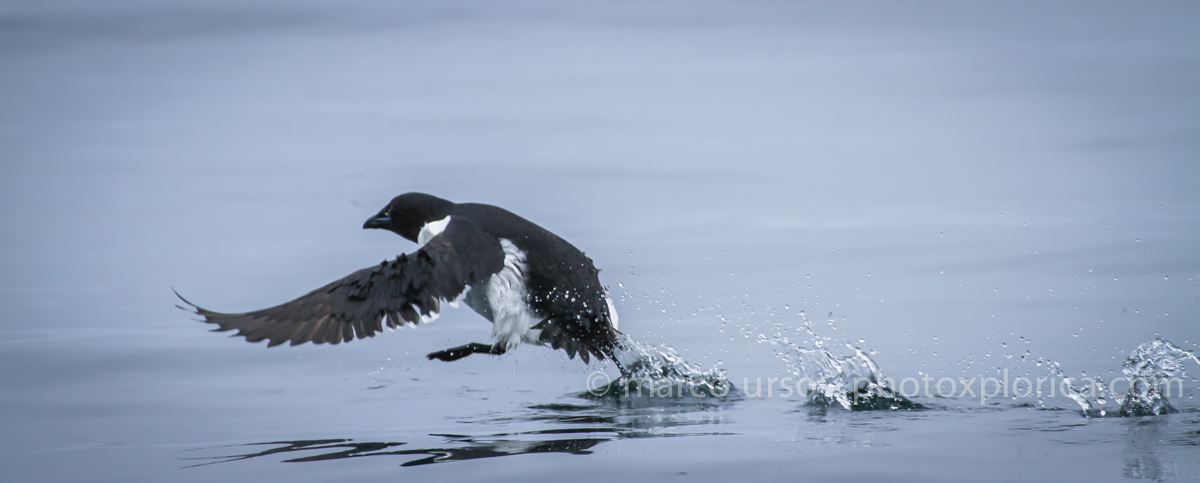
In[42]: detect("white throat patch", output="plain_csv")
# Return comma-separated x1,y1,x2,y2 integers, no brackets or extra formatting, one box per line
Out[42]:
417,216,451,247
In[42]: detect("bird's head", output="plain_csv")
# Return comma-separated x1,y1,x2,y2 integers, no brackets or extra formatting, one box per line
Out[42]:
363,192,454,242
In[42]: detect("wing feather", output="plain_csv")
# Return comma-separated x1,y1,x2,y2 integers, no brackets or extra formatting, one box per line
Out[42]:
179,218,505,347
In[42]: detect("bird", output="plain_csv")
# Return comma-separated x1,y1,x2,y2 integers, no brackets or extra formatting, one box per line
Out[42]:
177,192,621,365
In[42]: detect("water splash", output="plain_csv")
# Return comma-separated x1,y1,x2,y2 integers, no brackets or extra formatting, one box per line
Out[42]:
586,336,735,399
1046,338,1198,418
759,312,923,411
1027,358,1107,416
1117,338,1199,417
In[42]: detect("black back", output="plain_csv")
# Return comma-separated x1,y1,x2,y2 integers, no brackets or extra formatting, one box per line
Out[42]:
450,203,618,361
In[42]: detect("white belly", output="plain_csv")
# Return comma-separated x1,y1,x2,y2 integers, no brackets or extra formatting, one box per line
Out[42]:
462,238,617,352
471,239,543,351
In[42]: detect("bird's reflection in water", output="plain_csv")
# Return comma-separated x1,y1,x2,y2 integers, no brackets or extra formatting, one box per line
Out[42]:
183,436,604,468
183,392,737,468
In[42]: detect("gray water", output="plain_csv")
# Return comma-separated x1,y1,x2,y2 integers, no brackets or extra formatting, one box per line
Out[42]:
3,1,1199,481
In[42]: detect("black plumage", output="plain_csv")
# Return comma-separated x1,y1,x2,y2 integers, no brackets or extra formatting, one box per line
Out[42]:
179,193,621,364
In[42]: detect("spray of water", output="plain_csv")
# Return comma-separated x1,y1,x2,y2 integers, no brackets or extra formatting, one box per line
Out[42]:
1045,338,1198,418
587,335,735,399
757,312,923,411
1035,359,1105,416
1117,339,1199,416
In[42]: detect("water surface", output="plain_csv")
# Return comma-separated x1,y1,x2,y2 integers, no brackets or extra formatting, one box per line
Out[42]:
2,1,1199,481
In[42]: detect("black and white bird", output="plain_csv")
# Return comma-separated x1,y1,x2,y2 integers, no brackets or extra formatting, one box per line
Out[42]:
178,193,621,364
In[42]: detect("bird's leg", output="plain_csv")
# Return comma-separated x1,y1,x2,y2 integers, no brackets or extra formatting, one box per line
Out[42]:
600,346,631,379
426,342,506,362
612,358,630,379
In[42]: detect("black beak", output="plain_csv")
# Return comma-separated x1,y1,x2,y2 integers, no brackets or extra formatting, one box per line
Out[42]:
363,216,390,230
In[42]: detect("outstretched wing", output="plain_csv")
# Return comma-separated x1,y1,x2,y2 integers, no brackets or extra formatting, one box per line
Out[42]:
178,217,505,347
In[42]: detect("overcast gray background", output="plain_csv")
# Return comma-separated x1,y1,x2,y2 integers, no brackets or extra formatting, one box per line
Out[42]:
2,1,1198,481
